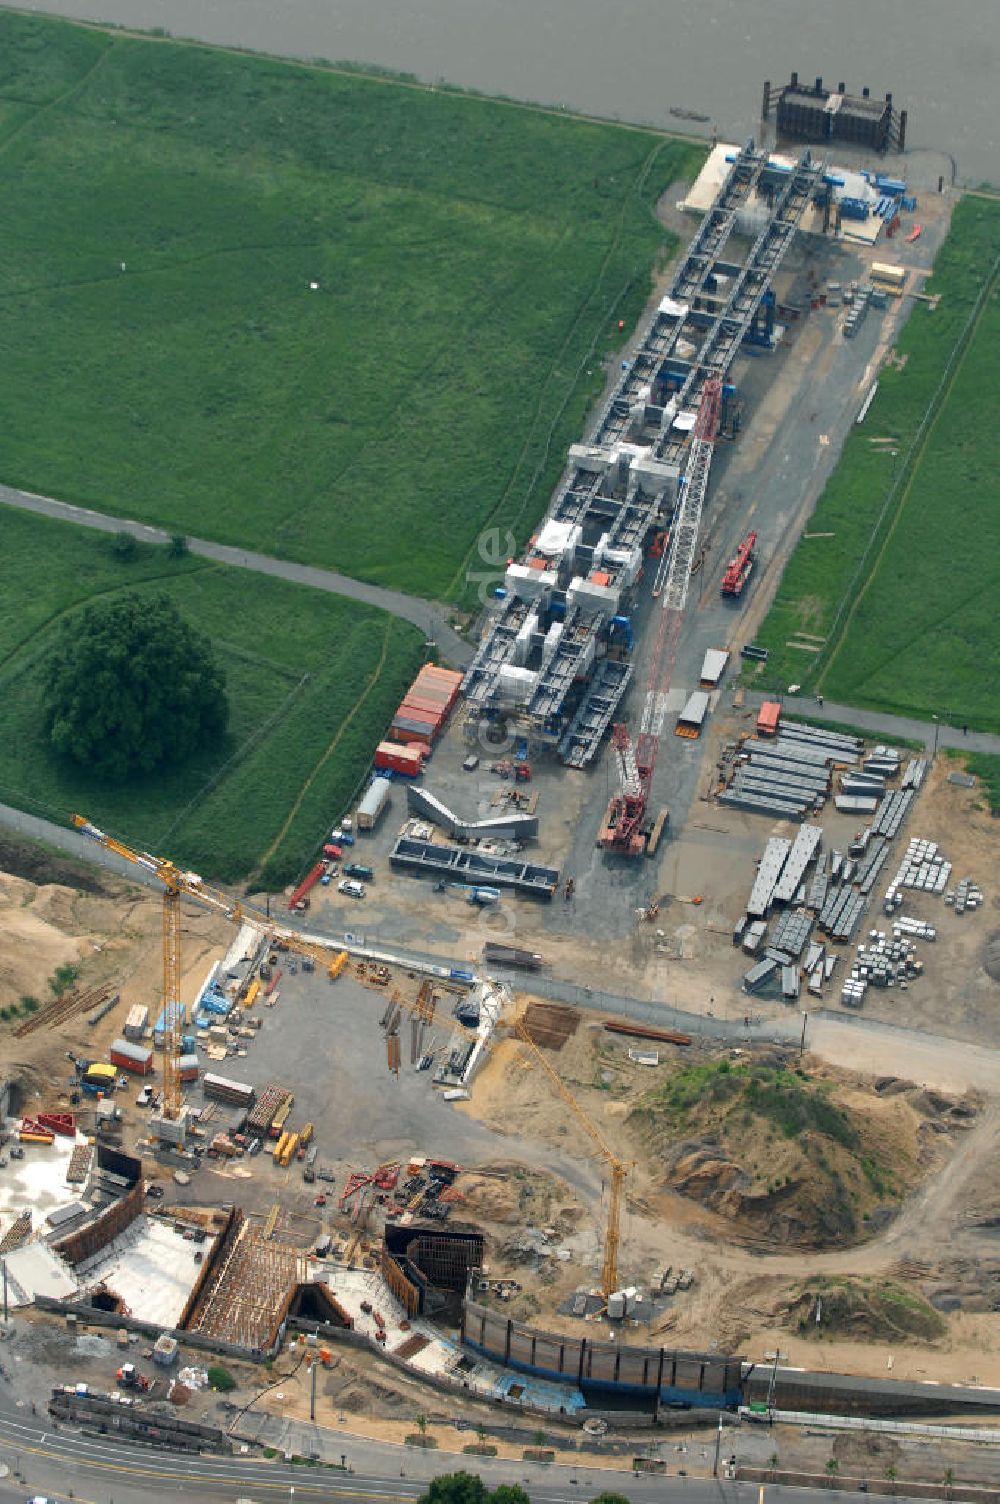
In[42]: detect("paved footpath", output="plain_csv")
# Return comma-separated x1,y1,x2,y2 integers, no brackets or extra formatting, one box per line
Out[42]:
0,481,474,669
777,694,1000,758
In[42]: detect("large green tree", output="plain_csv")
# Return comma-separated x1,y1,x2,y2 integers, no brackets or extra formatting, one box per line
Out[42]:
44,592,228,780
419,1476,489,1504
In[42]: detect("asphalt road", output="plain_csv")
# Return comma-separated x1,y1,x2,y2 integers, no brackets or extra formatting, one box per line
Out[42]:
0,483,473,671
0,1403,903,1504
780,697,1000,758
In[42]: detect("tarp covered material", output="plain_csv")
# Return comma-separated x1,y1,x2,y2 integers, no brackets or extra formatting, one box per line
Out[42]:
700,648,729,686
678,690,710,727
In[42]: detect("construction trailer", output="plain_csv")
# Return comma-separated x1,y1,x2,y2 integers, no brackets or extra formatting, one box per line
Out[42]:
356,777,392,832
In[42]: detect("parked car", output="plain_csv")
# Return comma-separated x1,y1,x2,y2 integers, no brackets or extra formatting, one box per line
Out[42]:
320,873,332,886
337,879,366,899
329,828,355,846
342,862,373,881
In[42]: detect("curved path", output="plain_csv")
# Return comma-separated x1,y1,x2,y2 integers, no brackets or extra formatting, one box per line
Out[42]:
0,1400,881,1504
0,481,474,669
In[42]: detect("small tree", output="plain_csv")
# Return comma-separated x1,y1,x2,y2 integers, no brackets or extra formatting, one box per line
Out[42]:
112,530,138,561
942,1467,955,1499
168,533,189,558
826,1459,839,1476
49,963,79,997
415,1414,428,1437
207,1364,235,1392
884,1463,898,1494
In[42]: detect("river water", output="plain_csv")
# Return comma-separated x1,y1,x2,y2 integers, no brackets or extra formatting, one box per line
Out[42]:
12,0,999,185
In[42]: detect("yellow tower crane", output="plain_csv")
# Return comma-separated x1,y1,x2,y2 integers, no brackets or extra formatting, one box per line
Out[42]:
72,815,348,1126
513,1014,628,1300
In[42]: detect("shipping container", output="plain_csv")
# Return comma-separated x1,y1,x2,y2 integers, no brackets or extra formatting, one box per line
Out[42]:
870,260,906,292
756,701,781,738
123,1004,148,1041
374,741,423,777
109,1039,154,1075
153,1001,187,1043
390,720,435,746
400,698,446,723
357,778,392,831
178,1052,200,1083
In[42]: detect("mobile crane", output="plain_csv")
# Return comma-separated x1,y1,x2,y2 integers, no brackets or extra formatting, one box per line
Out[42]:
72,816,348,1135
513,1014,628,1299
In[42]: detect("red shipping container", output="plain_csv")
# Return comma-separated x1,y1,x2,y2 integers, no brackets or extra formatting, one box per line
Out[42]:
402,697,446,721
375,742,423,776
110,1041,153,1075
395,708,438,731
390,723,434,747
423,666,462,685
756,701,781,738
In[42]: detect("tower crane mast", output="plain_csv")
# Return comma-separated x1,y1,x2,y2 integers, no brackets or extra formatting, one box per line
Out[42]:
72,815,347,1127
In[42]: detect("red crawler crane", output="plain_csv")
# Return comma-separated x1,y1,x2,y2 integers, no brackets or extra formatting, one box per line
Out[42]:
721,530,758,597
598,724,657,857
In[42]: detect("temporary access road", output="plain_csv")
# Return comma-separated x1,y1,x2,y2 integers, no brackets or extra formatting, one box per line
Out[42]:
1,796,996,1097
0,482,473,670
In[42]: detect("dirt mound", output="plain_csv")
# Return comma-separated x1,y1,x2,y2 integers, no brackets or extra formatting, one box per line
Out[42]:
0,873,86,1004
629,1056,923,1248
787,1278,946,1344
453,1174,522,1224
0,836,108,894
984,930,1000,983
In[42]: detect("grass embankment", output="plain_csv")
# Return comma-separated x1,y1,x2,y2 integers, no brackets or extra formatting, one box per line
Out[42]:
629,1060,912,1246
0,10,704,599
0,509,423,886
945,750,1000,814
789,1276,945,1344
752,197,1000,730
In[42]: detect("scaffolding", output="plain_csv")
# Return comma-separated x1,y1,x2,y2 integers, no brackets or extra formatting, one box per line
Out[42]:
186,1213,305,1352
461,142,826,762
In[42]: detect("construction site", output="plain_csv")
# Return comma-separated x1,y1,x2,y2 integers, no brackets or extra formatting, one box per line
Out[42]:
2,118,1000,1455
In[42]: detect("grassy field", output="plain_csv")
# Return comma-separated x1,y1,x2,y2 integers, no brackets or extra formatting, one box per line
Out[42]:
0,11,703,600
0,509,424,887
752,196,1000,731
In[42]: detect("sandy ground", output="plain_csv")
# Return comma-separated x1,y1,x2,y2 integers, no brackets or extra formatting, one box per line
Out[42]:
457,998,1000,1384
0,859,231,1107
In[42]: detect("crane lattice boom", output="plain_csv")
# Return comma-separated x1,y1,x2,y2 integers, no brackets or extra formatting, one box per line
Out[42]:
72,816,348,1122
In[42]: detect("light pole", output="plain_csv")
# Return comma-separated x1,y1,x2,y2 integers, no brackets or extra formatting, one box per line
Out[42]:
799,1011,808,1057
931,714,940,759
